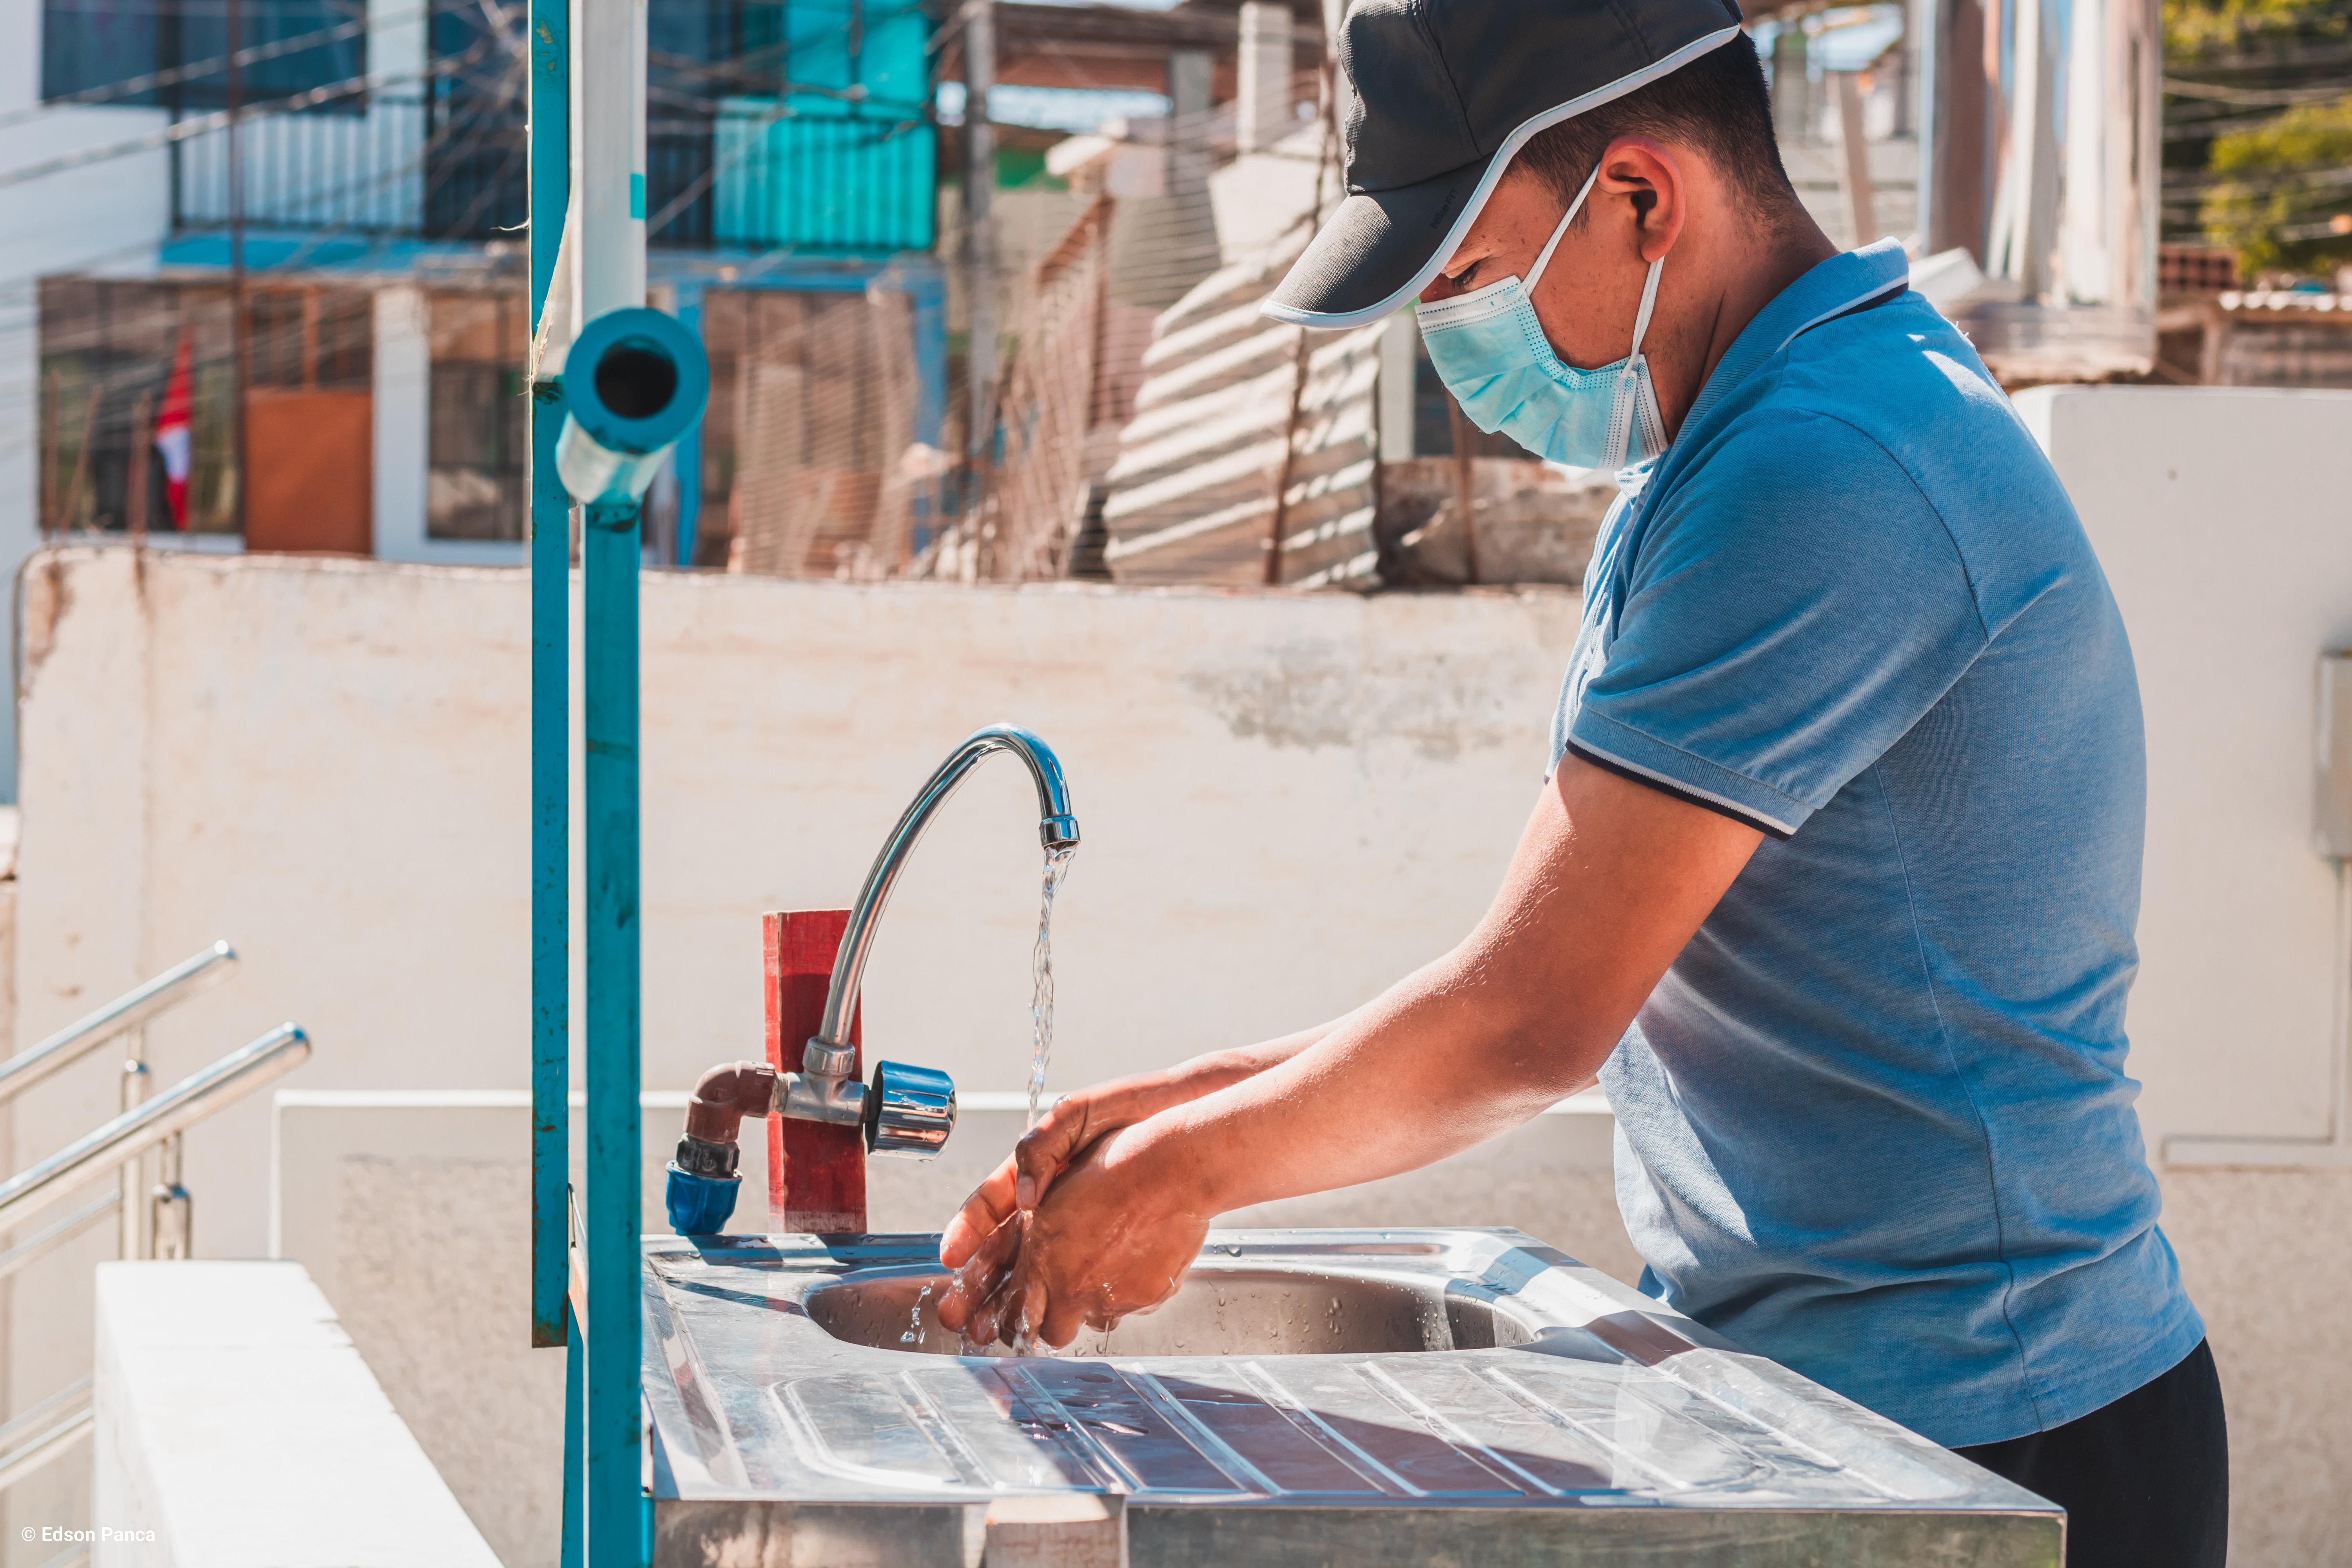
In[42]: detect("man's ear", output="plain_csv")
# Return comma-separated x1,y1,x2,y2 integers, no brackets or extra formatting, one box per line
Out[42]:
1598,136,1686,264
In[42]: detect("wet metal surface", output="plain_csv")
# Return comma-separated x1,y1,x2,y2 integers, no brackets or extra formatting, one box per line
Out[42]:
643,1229,2060,1566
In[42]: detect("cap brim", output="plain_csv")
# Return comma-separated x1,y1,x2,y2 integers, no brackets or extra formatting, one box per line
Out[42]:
1262,22,1747,331
1262,160,1494,330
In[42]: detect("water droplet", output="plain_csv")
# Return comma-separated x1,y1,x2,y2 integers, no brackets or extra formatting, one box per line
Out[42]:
901,1282,934,1344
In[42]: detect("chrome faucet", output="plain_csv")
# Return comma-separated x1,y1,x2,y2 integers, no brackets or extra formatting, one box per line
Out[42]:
666,724,1081,1232
777,723,1080,1150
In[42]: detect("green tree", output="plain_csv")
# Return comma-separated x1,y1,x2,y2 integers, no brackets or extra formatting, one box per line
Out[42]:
2201,99,2352,275
2166,0,2345,54
2166,0,2352,278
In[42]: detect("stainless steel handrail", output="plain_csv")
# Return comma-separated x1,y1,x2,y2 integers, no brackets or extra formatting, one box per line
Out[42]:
0,942,237,1105
0,1191,119,1284
0,1376,90,1455
0,1375,94,1494
0,1405,93,1494
0,1023,309,1233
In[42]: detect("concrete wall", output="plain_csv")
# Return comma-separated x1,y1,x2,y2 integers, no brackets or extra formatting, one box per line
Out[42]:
5,551,1581,1561
92,1261,499,1567
10,385,2352,1565
2016,387,2352,1161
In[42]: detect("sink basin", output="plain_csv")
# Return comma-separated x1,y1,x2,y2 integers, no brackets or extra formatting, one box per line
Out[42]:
642,1229,2058,1567
804,1257,1544,1357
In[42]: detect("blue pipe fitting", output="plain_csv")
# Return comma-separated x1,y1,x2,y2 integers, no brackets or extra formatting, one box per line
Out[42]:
556,307,711,509
664,1163,740,1236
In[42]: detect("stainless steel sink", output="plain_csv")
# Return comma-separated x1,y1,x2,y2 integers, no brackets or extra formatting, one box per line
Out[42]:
643,1228,2060,1566
804,1253,1547,1358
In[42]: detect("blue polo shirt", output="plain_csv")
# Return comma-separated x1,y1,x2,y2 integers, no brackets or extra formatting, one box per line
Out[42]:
1555,239,2201,1449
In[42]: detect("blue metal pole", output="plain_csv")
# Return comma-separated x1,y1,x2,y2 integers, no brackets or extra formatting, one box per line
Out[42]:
671,282,705,568
583,497,646,1566
527,0,572,1351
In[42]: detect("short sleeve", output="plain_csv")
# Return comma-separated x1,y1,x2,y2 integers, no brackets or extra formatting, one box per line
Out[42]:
1563,412,1988,838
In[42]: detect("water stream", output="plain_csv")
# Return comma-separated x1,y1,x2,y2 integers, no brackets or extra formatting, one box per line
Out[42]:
901,1282,933,1345
1026,843,1079,1132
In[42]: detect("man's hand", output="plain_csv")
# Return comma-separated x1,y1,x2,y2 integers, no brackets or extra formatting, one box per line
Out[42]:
936,1035,1329,1337
948,1121,1212,1348
938,1071,1180,1276
964,755,1762,1347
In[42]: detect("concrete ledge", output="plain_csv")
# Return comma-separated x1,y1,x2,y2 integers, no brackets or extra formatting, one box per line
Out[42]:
93,1261,500,1568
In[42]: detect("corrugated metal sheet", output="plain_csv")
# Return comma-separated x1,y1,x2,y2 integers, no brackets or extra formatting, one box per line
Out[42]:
711,0,935,253
1102,228,1383,587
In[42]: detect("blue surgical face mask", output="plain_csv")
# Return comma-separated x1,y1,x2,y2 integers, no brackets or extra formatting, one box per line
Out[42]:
1414,162,1668,472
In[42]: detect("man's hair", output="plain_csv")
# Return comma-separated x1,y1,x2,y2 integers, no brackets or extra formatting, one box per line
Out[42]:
1513,36,1798,227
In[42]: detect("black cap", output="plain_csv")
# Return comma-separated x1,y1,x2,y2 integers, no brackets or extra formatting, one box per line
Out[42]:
1263,0,1744,329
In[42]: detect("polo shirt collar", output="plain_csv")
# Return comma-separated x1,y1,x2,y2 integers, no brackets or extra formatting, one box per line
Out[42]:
1677,238,1911,436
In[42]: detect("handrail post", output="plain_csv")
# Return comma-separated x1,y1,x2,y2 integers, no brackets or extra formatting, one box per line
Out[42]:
118,1054,149,1258
151,1131,192,1259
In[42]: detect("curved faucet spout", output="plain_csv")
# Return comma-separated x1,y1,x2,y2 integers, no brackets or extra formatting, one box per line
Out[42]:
806,724,1078,1072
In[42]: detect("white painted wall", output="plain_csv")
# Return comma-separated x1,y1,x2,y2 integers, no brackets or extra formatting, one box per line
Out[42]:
2017,387,2352,1166
372,286,427,560
4,553,1579,1546
1233,3,1294,155
13,387,2352,1561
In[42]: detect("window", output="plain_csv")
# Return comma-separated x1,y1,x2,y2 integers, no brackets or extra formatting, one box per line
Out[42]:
43,0,368,112
34,277,354,537
427,291,527,541
424,0,526,238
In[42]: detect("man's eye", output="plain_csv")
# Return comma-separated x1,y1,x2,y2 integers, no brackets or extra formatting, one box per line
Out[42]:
1457,261,1481,286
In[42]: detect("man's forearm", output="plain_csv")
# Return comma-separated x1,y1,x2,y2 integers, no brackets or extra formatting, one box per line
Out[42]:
982,760,1761,1348
1093,759,1762,1219
1082,1022,1336,1123
1120,949,1604,1216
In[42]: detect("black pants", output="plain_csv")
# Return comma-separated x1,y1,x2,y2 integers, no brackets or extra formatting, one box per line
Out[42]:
1956,1339,2228,1568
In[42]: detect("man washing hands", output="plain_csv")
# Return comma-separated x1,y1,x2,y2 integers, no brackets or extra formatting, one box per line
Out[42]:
942,3,2223,1564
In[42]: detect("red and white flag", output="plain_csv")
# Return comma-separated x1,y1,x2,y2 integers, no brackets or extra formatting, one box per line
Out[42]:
153,329,192,530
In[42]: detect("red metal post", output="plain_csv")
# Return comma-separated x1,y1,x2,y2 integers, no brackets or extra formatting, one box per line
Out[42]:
763,911,867,1233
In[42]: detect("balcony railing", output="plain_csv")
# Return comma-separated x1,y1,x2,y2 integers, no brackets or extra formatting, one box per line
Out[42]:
164,0,935,253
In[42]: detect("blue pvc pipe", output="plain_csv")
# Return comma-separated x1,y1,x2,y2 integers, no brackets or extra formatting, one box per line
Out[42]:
556,309,710,507
583,499,648,1567
526,0,572,1353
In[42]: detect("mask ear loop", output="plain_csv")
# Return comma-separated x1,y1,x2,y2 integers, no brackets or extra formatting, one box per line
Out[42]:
1626,254,1664,360
1611,258,1667,470
1522,161,1604,294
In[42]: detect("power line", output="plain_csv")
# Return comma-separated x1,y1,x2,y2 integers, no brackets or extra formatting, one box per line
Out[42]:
0,21,509,194
9,8,397,127
2163,75,2351,106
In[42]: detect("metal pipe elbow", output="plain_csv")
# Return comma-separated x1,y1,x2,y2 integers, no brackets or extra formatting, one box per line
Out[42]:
683,1060,778,1145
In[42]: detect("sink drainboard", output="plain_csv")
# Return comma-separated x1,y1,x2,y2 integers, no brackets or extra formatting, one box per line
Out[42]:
642,1229,2062,1567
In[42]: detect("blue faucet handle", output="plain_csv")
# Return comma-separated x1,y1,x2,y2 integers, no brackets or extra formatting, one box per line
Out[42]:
664,1162,741,1235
